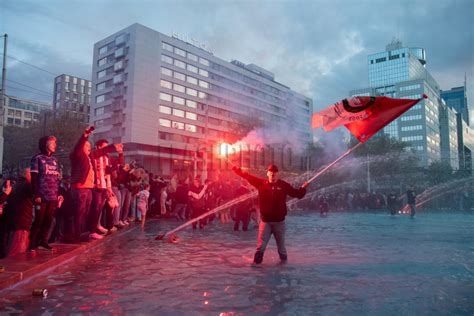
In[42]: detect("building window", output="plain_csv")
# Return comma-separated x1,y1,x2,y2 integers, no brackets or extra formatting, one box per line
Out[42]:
72,84,77,92
113,74,123,84
172,121,185,130
162,42,173,52
172,109,185,117
186,100,197,108
173,84,185,93
161,55,173,64
198,80,209,89
95,107,105,116
159,92,172,102
159,118,171,127
174,59,186,69
98,57,108,67
99,44,109,54
199,69,208,77
7,117,13,124
7,109,14,116
115,33,126,45
114,60,124,71
187,53,198,62
161,67,172,77
173,72,186,81
199,57,209,66
185,124,197,132
115,47,125,58
175,48,186,57
186,112,197,120
14,118,21,125
187,76,198,85
198,91,207,99
159,105,171,114
160,80,172,89
65,75,70,82
97,70,106,79
96,94,106,103
186,88,197,96
81,79,85,86
187,64,198,73
24,112,32,119
173,96,185,105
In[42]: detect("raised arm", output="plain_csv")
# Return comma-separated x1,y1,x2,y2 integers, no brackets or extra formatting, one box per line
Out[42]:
232,166,264,189
188,185,208,200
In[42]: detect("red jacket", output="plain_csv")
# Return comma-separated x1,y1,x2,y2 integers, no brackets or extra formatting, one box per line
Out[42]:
233,168,306,222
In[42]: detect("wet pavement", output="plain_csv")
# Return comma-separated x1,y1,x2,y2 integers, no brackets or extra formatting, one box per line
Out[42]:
1,211,473,315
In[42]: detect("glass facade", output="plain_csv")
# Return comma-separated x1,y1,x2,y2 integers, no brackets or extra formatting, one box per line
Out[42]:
441,86,469,125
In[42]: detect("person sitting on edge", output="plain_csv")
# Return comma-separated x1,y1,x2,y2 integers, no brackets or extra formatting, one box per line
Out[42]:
232,164,308,265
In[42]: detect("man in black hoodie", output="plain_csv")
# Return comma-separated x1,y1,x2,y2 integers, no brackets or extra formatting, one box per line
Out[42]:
29,136,63,250
232,164,308,264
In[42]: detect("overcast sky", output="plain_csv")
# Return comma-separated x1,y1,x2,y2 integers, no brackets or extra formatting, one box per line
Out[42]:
1,0,473,122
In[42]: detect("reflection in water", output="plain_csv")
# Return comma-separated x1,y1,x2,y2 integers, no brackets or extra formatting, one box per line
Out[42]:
0,212,473,314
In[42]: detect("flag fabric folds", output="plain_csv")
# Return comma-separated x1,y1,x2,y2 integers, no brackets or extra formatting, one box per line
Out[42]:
312,94,427,142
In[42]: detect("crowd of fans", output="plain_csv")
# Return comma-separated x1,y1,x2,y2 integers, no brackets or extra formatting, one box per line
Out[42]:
0,127,259,259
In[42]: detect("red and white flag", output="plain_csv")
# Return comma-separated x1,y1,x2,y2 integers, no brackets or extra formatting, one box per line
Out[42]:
312,94,427,142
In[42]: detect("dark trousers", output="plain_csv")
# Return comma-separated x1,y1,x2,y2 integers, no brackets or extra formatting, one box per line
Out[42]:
191,206,206,228
71,188,92,239
234,209,250,231
29,201,57,248
88,189,108,233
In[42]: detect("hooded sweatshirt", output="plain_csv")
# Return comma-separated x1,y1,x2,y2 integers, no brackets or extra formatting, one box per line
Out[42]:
30,136,60,202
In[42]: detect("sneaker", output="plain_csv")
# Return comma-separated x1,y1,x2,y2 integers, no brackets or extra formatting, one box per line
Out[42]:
89,232,104,240
123,220,130,226
97,225,108,234
116,222,125,229
39,242,53,250
109,226,118,233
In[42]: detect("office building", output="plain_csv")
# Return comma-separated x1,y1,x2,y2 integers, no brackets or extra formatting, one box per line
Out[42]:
3,94,51,127
91,23,313,176
350,39,447,167
441,84,469,126
53,74,91,123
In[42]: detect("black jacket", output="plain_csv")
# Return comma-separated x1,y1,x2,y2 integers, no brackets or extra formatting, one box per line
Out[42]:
69,134,116,186
3,177,34,231
233,168,306,222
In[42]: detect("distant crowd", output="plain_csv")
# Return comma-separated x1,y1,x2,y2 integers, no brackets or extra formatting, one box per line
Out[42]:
0,126,259,259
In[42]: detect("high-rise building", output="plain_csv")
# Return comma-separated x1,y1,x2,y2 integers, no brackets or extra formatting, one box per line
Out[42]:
2,94,51,127
456,114,474,173
90,23,313,176
350,39,449,167
441,84,469,126
53,74,91,123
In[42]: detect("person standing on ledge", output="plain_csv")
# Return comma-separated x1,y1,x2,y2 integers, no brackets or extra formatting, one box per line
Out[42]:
232,164,308,265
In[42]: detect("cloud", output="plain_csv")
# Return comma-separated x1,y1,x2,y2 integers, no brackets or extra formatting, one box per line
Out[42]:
0,0,472,125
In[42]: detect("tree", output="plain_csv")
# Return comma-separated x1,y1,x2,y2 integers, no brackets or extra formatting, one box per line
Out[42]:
426,161,454,185
2,112,87,176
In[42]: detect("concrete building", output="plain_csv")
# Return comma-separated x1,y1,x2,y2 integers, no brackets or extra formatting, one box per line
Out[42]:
91,23,313,176
53,74,91,123
3,95,51,127
350,39,449,167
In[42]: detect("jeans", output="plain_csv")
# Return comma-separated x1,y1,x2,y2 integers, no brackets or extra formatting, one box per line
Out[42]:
254,221,287,263
174,203,187,220
121,188,131,221
71,188,92,239
112,187,122,226
88,189,108,233
29,201,57,248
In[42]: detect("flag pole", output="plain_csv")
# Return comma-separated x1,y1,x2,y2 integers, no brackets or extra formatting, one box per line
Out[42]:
305,141,364,185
